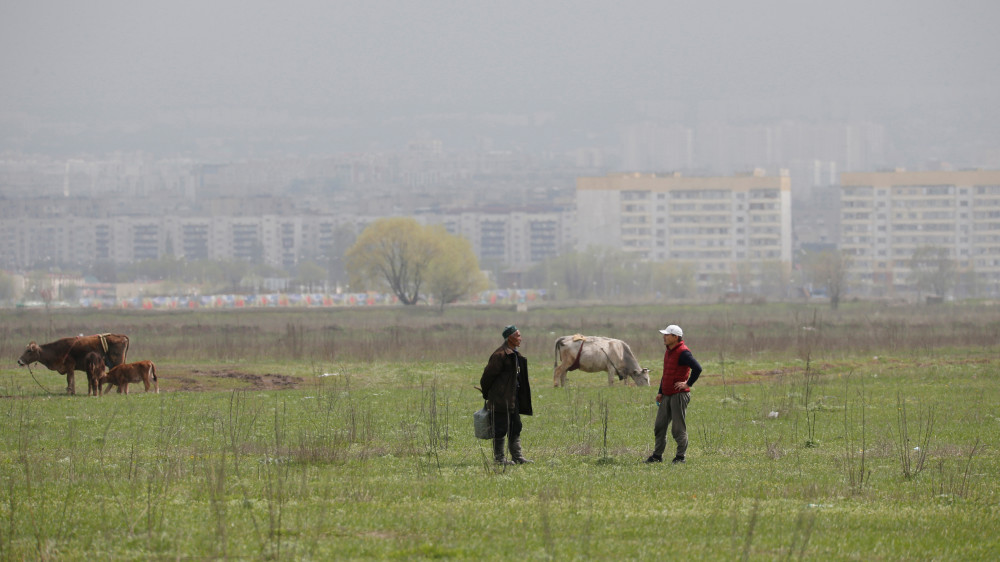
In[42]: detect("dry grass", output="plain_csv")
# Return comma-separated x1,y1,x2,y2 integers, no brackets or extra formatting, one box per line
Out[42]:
3,301,998,367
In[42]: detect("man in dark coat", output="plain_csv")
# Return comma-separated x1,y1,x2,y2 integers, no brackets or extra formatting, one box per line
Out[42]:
480,325,533,465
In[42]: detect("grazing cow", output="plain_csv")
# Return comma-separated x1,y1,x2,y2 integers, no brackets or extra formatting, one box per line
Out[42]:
83,351,106,397
99,360,158,395
553,334,650,388
17,334,130,395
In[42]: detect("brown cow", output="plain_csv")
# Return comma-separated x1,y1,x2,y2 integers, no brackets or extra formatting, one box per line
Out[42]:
99,360,158,395
17,334,130,395
83,351,106,397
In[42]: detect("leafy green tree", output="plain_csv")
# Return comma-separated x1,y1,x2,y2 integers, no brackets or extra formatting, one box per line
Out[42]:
425,227,488,309
907,246,956,298
345,218,440,305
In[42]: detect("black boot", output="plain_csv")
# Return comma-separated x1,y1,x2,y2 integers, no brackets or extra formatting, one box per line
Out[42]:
493,437,514,465
509,437,532,464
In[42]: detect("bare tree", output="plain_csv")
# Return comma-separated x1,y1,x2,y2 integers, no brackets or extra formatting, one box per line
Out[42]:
803,249,853,310
907,246,956,299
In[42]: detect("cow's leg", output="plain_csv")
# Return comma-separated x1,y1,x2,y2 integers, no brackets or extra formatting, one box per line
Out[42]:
66,371,75,395
553,362,569,387
608,369,616,386
123,382,130,395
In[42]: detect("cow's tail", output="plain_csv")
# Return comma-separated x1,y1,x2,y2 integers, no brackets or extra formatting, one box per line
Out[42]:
553,338,563,368
151,362,157,382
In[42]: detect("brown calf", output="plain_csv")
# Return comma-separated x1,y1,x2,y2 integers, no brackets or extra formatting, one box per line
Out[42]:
83,351,106,396
99,360,159,395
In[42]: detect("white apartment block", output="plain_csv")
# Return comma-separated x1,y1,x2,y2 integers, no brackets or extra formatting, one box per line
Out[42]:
840,170,1000,297
576,171,792,286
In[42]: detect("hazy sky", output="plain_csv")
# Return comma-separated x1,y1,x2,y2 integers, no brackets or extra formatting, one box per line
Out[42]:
2,0,998,154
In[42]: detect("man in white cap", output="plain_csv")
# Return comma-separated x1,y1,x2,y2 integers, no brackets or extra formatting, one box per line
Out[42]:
645,324,702,464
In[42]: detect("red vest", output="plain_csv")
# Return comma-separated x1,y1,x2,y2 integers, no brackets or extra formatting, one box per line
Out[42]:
660,341,691,396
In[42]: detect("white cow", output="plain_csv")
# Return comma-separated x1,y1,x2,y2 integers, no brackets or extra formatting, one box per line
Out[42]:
553,334,650,388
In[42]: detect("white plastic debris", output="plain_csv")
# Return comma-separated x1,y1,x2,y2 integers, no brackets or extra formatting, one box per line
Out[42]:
320,372,340,377
768,411,779,418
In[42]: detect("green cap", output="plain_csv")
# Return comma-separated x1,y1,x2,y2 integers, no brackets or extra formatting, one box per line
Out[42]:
502,325,517,339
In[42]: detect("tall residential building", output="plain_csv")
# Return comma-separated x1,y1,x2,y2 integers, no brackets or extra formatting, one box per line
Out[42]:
576,171,792,287
840,170,1000,297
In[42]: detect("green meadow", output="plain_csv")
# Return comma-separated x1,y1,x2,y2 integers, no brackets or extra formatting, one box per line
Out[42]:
1,302,998,560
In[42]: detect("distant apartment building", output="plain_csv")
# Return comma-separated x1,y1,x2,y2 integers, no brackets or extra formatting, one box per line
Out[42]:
576,171,792,287
417,207,576,270
0,215,316,271
0,206,573,278
839,170,1000,297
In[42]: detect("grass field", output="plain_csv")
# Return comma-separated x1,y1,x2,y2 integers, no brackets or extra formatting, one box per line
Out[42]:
1,302,998,560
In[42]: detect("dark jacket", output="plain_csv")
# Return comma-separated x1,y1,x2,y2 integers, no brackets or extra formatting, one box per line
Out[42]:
480,343,533,416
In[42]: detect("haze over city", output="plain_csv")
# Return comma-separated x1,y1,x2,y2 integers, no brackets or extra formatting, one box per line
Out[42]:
2,0,998,163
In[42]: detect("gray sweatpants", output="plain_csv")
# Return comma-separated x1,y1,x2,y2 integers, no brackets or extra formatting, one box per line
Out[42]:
653,392,690,459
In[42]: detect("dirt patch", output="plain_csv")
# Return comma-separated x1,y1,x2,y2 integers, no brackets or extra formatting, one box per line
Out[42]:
167,368,302,392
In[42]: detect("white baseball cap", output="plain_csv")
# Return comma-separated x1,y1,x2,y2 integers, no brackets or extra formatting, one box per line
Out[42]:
659,324,683,337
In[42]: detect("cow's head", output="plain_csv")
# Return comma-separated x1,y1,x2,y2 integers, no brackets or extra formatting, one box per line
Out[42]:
629,367,651,386
17,342,41,367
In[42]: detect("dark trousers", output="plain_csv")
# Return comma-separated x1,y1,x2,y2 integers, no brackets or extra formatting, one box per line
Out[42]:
653,392,690,459
490,407,522,441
